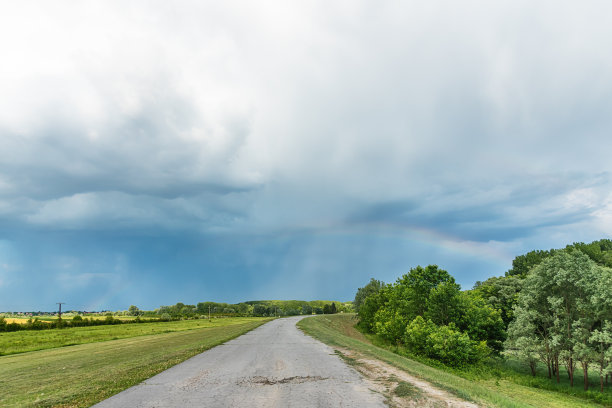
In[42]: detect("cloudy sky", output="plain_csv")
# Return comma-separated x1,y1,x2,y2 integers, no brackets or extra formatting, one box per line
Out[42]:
1,1,611,311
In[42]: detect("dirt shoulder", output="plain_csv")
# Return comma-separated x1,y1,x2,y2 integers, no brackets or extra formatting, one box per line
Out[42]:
334,346,479,408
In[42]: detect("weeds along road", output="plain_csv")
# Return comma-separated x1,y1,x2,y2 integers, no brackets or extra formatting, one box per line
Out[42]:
93,316,386,408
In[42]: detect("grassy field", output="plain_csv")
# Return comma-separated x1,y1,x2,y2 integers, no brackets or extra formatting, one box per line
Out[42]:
0,317,271,407
0,317,262,355
298,314,607,408
1,315,139,323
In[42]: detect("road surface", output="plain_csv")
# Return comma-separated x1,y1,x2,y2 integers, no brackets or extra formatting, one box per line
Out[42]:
93,316,386,407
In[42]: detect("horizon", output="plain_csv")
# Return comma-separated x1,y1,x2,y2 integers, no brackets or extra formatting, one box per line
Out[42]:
1,2,612,310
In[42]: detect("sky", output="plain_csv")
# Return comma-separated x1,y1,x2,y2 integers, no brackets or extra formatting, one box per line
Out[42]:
1,1,612,311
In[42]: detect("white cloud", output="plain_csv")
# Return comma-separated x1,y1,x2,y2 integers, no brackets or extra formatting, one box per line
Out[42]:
0,1,611,239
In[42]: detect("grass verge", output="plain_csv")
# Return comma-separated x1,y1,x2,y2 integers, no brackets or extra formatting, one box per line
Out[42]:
0,318,271,407
298,314,604,408
0,317,264,355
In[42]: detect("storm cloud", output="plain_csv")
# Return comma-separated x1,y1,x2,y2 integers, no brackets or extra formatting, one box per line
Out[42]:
1,1,612,310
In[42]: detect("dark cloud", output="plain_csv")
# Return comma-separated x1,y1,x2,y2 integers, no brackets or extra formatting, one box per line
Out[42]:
1,1,612,309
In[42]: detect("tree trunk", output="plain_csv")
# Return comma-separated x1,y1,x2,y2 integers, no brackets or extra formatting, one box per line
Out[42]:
570,357,574,387
602,374,604,392
583,362,588,391
555,355,560,383
547,360,551,379
530,361,537,376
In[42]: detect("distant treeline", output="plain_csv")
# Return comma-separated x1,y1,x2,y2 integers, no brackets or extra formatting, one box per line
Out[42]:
1,300,351,332
154,300,350,319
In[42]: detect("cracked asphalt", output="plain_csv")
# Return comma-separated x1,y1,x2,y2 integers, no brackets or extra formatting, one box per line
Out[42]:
92,316,386,407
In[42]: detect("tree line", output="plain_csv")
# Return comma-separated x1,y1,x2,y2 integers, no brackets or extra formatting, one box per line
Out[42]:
1,299,349,332
354,239,612,392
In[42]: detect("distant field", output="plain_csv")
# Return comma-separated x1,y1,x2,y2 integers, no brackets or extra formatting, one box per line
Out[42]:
298,314,605,408
1,315,139,323
0,317,264,355
0,317,272,407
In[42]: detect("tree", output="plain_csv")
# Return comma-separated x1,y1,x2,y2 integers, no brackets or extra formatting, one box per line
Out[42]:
400,265,455,318
507,250,601,388
354,279,384,313
590,266,612,392
128,305,141,316
459,292,505,353
472,275,523,328
425,280,462,326
505,249,555,277
357,290,385,331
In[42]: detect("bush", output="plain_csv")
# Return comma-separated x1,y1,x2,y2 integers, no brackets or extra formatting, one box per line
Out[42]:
426,323,489,367
374,307,408,343
404,316,435,354
403,317,490,367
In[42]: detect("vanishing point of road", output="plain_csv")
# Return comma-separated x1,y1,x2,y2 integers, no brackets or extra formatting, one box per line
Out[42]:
93,316,386,407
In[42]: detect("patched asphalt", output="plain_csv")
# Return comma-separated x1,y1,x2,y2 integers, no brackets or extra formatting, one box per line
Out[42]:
92,316,386,407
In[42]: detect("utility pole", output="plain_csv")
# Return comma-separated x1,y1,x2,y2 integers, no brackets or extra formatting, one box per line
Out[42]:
57,302,65,321
208,305,211,322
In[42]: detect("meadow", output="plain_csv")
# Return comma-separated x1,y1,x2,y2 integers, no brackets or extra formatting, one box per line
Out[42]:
0,317,261,355
298,314,609,408
0,317,271,407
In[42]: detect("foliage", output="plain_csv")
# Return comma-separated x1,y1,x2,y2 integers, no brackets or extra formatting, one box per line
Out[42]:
505,248,556,277
300,314,607,407
504,239,612,277
128,305,141,316
506,249,612,391
353,278,384,313
472,275,523,328
357,264,499,366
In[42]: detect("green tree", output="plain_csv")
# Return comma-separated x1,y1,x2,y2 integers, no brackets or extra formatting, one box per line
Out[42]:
128,305,140,316
472,275,523,327
505,249,556,277
425,280,462,326
354,278,384,313
459,292,506,353
507,250,601,388
357,290,385,331
400,265,455,318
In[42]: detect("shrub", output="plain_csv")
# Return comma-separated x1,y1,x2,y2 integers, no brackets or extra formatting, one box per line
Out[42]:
374,308,408,343
404,316,435,354
425,323,489,367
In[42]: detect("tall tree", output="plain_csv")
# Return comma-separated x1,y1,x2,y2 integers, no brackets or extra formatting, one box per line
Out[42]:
507,249,600,388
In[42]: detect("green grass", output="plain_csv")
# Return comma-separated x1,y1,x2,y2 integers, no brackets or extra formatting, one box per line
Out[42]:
0,317,271,407
298,314,605,408
0,317,263,355
394,381,421,398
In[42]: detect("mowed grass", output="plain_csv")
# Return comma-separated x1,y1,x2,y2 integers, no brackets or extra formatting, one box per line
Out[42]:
0,317,271,407
0,317,260,355
298,314,604,408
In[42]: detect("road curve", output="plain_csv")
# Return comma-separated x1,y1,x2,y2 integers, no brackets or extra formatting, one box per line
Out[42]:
93,316,386,408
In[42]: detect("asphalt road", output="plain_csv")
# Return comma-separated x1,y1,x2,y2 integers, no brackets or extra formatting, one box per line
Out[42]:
93,316,386,407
